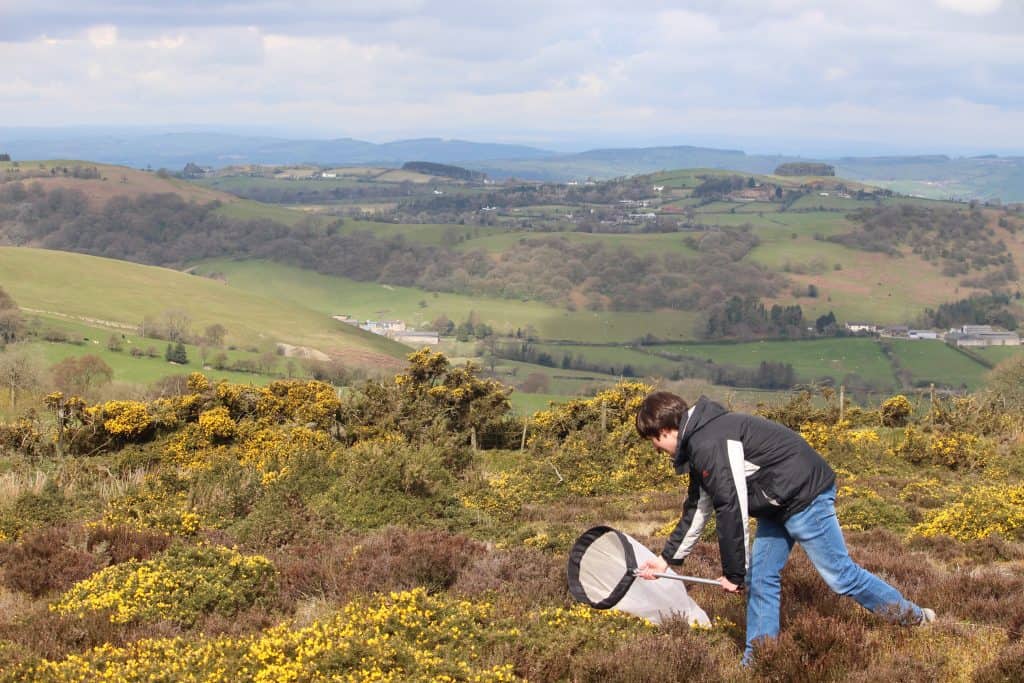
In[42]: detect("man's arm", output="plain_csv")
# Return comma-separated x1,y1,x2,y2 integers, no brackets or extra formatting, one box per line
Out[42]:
701,440,750,586
659,471,713,566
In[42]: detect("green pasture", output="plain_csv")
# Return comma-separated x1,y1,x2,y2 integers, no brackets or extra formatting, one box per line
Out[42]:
654,338,896,388
456,229,700,258
886,340,990,390
788,194,865,211
340,220,507,246
15,312,297,388
191,259,702,343
528,343,677,377
973,345,1024,367
23,338,286,388
0,247,406,362
214,199,315,226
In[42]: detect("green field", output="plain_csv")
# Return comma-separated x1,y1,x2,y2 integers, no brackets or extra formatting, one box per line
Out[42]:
974,345,1024,367
655,338,896,387
887,340,991,390
0,247,407,364
191,259,701,343
455,230,700,258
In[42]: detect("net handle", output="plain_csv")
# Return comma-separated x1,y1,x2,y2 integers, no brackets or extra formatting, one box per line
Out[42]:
630,570,721,586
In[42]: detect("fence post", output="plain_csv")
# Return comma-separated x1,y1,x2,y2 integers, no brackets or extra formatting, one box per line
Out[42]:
470,426,477,452
839,385,845,423
520,418,528,451
930,383,935,413
601,401,608,431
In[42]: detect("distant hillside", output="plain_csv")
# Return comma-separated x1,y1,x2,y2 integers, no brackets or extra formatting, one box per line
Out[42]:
0,131,554,169
3,129,1022,201
0,247,408,369
466,145,795,181
0,159,236,207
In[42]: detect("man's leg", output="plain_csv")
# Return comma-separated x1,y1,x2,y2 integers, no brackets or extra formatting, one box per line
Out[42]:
785,485,923,624
744,516,794,665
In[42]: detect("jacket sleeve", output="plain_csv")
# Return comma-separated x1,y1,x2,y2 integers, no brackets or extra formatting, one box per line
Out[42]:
699,439,750,586
661,471,713,566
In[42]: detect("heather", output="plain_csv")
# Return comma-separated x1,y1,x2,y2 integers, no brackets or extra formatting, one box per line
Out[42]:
1,350,1023,681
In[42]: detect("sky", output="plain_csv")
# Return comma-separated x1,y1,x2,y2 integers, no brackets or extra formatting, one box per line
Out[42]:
1,0,1022,155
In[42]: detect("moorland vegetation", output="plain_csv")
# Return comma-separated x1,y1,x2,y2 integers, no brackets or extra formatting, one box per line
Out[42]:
0,348,1023,681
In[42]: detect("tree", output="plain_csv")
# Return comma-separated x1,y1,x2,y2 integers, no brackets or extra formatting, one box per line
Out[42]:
162,309,192,343
0,286,22,345
107,334,123,352
0,345,45,409
165,342,188,365
519,372,550,394
51,355,113,396
203,323,226,348
987,355,1024,410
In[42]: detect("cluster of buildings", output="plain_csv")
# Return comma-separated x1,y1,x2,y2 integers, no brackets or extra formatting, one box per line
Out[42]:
332,315,439,345
846,322,1020,347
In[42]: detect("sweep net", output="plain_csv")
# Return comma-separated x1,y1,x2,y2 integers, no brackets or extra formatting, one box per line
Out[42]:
567,525,711,626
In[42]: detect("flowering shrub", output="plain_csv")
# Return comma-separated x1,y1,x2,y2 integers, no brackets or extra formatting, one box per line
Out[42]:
836,486,910,532
198,406,237,441
91,401,153,439
461,470,532,525
240,425,334,485
526,382,675,496
890,426,985,469
100,476,205,536
799,421,879,456
50,544,277,625
880,395,912,427
28,588,520,681
344,348,510,446
910,484,1024,541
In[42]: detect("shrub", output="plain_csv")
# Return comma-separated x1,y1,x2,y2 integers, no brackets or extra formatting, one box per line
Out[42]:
21,589,521,681
314,435,467,531
836,486,911,532
85,524,171,565
973,642,1024,683
526,382,676,496
1,525,100,597
910,484,1024,541
880,394,912,427
50,544,277,625
890,426,985,469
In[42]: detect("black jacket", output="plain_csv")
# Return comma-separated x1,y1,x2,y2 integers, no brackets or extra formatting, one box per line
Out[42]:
660,396,835,586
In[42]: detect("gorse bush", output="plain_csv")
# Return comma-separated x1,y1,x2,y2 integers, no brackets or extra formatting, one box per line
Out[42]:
910,483,1024,541
18,589,523,682
526,382,676,496
50,544,277,625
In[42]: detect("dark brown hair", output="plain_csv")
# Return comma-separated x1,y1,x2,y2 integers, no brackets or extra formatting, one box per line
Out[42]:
635,391,688,438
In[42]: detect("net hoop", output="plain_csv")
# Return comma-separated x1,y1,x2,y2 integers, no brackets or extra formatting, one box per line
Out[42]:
566,525,637,609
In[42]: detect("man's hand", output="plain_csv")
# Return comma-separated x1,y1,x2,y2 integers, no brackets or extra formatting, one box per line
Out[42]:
717,576,743,593
636,556,668,580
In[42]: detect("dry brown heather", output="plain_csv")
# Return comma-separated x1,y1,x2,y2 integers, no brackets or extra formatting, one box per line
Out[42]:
0,356,1023,681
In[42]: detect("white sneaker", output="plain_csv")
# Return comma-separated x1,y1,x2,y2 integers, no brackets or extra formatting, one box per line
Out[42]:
919,608,936,625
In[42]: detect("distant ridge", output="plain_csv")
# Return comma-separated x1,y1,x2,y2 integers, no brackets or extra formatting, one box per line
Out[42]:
2,129,1021,200
0,131,555,169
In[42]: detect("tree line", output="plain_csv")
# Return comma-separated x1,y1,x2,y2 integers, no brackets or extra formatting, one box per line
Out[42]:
0,184,786,315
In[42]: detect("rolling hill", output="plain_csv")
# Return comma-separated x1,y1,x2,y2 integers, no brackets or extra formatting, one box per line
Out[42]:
0,247,409,370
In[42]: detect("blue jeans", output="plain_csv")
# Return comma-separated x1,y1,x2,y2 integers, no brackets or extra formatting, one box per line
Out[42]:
743,485,922,663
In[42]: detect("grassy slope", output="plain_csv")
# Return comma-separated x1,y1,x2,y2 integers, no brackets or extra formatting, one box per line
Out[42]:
23,313,293,387
191,259,700,343
657,338,896,387
887,340,993,390
0,247,408,367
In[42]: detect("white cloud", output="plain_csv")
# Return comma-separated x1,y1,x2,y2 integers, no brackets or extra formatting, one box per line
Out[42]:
936,0,1003,15
0,1,1020,152
86,24,118,47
